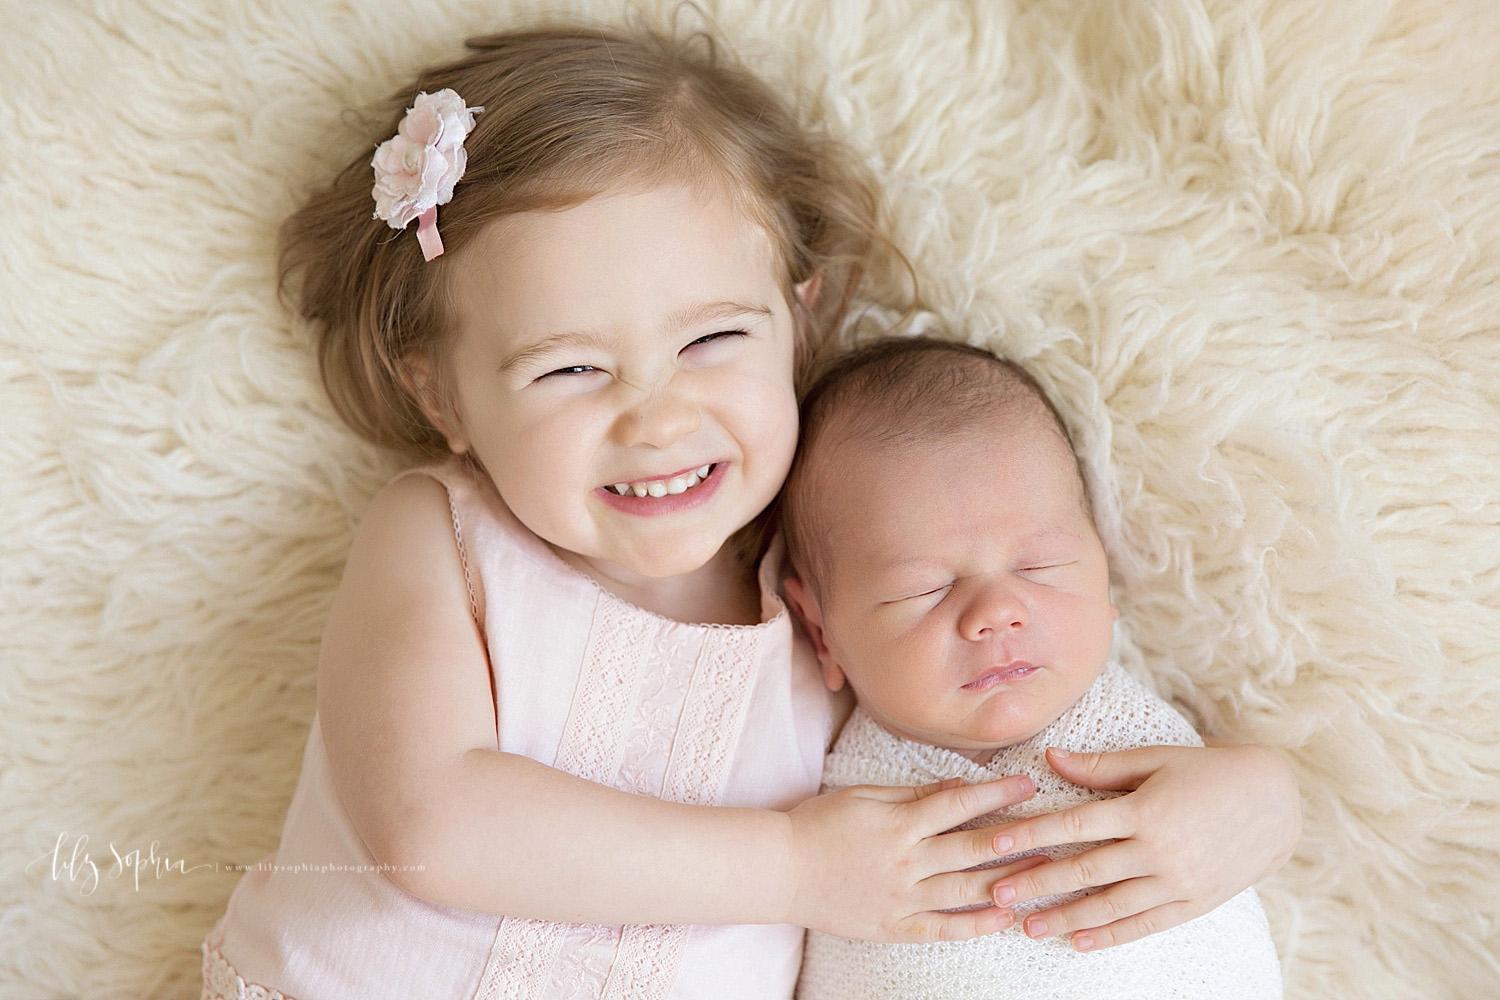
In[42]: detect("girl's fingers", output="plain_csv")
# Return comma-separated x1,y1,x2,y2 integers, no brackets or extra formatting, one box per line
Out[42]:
925,824,1031,874
1043,745,1171,792
1056,900,1201,952
908,774,1038,837
990,841,1144,908
853,777,963,804
908,777,965,801
1013,875,1169,941
987,796,1133,856
916,855,1050,912
892,904,1016,944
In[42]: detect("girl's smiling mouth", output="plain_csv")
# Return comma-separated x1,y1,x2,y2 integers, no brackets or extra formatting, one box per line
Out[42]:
605,463,717,497
594,462,726,515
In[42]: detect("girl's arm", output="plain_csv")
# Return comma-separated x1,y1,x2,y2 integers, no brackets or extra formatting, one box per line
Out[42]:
982,741,1302,952
317,475,1044,941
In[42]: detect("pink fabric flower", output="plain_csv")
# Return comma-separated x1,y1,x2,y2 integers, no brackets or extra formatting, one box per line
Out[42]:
370,89,483,230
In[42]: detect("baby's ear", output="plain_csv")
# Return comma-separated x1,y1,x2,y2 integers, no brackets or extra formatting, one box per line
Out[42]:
783,576,846,693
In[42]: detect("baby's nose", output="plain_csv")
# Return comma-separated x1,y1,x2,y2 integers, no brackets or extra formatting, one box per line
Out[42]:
959,580,1026,640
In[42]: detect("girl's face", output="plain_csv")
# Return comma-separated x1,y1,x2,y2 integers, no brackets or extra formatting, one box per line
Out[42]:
428,182,803,588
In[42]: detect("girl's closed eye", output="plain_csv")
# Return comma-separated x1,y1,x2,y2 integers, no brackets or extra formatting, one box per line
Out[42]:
530,330,748,384
680,329,748,362
526,362,611,397
540,363,598,378
688,330,746,345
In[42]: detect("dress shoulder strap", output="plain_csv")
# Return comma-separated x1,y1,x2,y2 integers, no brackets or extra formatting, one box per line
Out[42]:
387,454,489,634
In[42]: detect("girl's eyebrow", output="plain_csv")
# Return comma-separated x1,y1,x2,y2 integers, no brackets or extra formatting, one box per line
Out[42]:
498,328,613,375
668,299,772,331
497,300,772,374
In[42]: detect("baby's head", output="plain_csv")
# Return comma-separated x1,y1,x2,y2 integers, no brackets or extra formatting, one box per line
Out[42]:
781,337,1117,761
280,22,890,582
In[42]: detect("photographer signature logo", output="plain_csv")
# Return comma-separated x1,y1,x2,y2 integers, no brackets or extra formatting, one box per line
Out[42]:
26,832,213,894
24,831,425,894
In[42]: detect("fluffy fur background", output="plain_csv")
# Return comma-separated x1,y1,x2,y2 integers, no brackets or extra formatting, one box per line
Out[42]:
3,0,1497,996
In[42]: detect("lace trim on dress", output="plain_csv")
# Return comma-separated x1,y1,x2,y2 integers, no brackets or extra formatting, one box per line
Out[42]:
446,478,483,630
662,628,763,805
201,939,297,1000
471,595,767,1000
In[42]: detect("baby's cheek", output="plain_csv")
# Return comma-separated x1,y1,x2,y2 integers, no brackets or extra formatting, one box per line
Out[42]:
888,648,952,724
1060,596,1116,665
841,640,908,715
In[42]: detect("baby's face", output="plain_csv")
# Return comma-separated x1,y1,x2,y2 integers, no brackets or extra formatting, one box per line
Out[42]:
786,415,1117,759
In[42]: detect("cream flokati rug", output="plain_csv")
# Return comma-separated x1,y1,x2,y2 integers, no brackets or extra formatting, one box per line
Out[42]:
2,0,1497,995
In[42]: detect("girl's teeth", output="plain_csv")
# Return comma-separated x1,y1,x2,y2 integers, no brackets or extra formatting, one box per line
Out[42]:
609,464,714,498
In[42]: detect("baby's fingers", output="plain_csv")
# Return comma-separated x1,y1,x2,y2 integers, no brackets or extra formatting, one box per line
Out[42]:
1056,900,1201,952
1013,875,1169,943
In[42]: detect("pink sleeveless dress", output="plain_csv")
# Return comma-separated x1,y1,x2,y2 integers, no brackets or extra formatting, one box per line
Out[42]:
201,454,833,1000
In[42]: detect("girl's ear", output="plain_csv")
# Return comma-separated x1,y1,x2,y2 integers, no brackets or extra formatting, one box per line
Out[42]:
783,575,847,693
397,354,470,455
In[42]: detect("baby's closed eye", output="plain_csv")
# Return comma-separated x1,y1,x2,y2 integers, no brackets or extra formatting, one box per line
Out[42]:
880,582,953,605
1019,561,1075,574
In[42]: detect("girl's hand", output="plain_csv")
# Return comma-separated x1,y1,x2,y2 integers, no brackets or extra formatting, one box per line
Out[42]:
984,743,1301,952
784,775,1052,942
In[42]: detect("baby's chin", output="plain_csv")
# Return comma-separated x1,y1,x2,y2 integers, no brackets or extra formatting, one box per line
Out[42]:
867,713,1052,765
936,728,1045,766
862,697,1079,765
854,659,1111,763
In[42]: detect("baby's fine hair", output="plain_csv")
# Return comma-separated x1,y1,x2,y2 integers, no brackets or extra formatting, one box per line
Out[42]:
779,336,1094,594
277,20,890,456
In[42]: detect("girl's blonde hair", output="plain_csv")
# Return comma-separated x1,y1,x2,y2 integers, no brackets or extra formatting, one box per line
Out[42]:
278,21,894,458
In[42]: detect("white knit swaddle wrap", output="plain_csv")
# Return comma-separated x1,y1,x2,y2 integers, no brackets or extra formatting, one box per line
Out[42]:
795,660,1283,1000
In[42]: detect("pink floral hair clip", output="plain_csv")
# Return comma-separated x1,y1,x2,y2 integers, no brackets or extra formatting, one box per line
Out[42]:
370,89,484,261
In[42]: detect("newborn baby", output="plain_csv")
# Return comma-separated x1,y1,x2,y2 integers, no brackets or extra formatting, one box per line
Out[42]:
779,336,1283,1000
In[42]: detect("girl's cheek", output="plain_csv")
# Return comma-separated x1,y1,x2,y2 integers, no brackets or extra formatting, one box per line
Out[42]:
739,377,798,462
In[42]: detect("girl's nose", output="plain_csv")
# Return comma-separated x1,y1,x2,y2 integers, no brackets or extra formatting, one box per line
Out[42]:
615,385,702,449
957,578,1026,641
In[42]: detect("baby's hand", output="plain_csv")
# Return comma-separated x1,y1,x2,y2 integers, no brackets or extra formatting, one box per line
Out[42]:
783,776,1050,942
984,743,1301,952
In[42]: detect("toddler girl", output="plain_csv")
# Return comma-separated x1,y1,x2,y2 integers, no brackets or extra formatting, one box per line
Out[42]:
200,20,1299,1000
